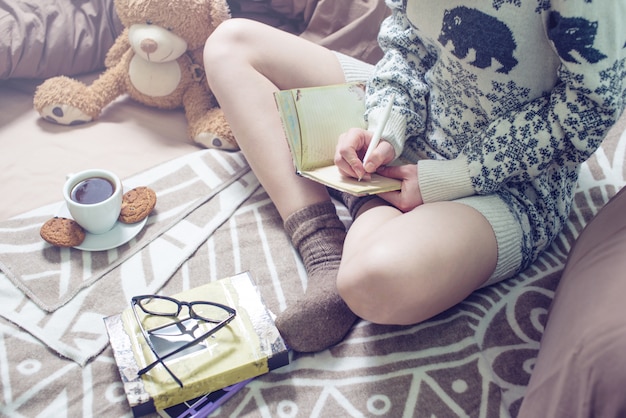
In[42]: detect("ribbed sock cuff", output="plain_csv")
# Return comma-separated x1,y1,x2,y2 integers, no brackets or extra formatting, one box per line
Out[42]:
284,201,343,239
327,188,379,219
284,201,345,270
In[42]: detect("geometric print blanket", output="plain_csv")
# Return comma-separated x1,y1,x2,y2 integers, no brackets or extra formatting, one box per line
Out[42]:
0,150,258,365
0,123,624,416
188,125,626,418
205,126,625,417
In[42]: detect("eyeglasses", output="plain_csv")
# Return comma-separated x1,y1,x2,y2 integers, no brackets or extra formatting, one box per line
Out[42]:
131,294,236,387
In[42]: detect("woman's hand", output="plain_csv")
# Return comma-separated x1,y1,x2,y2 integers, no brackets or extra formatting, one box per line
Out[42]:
376,164,423,212
334,128,395,180
334,128,422,212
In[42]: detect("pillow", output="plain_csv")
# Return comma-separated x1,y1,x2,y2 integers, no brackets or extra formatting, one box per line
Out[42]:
0,0,123,80
1,0,386,80
298,0,389,64
226,0,311,34
518,186,626,417
228,0,388,64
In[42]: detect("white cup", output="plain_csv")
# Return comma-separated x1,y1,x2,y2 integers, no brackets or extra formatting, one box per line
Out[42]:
63,169,123,234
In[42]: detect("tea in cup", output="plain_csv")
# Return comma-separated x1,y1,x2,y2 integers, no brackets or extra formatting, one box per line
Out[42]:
63,169,123,234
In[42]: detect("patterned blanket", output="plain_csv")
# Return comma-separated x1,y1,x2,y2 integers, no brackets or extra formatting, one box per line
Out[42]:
0,121,624,417
0,150,258,365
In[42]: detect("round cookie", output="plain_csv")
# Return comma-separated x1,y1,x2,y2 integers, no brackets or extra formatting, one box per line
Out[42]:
40,217,86,247
119,187,157,224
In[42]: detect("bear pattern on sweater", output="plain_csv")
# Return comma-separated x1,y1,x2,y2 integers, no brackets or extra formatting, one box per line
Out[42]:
438,6,518,74
363,0,625,276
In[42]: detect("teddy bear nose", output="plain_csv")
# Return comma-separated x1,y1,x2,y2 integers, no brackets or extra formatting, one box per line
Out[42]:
140,39,158,54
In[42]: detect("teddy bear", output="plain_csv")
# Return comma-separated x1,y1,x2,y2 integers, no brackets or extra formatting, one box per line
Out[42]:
33,0,238,151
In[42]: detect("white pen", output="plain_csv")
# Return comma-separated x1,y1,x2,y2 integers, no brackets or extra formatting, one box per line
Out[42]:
360,94,395,179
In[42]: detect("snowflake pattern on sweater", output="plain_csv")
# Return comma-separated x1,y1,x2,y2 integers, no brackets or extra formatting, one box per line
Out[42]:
365,0,625,268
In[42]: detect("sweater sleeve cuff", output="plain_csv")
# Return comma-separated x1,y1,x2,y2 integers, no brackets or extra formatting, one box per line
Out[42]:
367,108,406,160
418,156,475,202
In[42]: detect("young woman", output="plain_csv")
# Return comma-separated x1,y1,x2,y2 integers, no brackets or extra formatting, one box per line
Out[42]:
204,0,625,352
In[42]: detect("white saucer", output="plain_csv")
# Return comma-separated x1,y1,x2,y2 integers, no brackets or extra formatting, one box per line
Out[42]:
55,203,148,251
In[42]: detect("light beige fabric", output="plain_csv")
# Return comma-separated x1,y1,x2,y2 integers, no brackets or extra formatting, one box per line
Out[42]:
0,77,198,221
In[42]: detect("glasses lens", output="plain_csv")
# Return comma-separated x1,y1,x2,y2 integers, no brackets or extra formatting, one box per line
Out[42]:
139,296,180,316
192,303,232,323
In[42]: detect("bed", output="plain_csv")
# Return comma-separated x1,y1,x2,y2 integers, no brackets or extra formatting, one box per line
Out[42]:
1,1,625,417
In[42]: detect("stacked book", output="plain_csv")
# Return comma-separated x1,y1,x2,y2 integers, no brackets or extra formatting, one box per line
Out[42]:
104,272,289,417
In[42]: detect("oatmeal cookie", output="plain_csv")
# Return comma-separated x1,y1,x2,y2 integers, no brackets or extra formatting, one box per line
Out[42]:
40,217,86,247
118,186,157,224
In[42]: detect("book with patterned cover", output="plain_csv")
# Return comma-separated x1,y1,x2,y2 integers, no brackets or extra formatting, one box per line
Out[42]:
157,378,252,418
104,272,289,417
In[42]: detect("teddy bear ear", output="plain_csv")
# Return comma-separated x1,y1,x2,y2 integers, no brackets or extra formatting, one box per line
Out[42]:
114,0,137,26
207,0,232,26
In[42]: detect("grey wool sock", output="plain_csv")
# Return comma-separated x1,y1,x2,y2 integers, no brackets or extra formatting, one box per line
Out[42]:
327,188,378,220
276,200,358,352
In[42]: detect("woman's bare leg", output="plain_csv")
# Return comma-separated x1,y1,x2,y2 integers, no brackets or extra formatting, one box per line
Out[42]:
204,19,345,219
204,19,356,352
205,19,499,350
338,201,498,325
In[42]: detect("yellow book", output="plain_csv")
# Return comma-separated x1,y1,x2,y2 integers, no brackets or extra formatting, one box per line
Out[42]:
104,272,289,417
274,82,402,196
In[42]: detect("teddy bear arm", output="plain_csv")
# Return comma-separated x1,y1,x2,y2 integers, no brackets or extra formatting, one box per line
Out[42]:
182,83,237,151
189,49,205,68
34,56,131,126
34,56,126,121
182,82,217,123
105,29,131,68
77,58,131,112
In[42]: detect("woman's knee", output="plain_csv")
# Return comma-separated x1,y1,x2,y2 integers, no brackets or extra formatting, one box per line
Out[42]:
204,19,258,68
337,246,419,325
205,19,246,52
337,235,485,326
337,263,382,323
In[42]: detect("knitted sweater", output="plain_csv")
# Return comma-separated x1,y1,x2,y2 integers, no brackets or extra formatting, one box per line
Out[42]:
364,0,625,206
